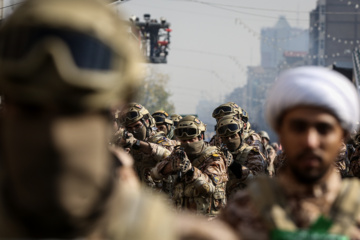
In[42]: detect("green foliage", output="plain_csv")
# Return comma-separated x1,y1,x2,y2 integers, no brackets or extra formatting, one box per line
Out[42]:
135,67,175,114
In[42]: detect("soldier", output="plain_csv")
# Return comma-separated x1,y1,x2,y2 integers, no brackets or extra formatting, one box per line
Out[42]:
259,130,277,176
152,110,177,141
221,66,360,239
0,0,180,238
120,103,175,189
0,1,240,239
150,116,228,218
216,115,266,198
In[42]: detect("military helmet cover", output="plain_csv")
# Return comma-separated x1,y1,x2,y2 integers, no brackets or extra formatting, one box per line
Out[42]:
152,110,173,126
174,115,202,140
258,130,270,141
122,103,155,127
0,0,143,110
212,102,242,120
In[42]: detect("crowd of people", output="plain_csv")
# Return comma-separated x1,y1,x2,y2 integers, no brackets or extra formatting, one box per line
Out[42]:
1,0,360,239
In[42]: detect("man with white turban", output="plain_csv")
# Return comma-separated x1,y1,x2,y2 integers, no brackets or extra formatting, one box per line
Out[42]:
220,66,360,240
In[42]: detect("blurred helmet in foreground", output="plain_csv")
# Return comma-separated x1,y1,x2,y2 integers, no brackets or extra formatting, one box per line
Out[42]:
0,0,143,111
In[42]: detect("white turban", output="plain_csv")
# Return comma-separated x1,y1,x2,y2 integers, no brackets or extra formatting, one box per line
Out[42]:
266,66,360,132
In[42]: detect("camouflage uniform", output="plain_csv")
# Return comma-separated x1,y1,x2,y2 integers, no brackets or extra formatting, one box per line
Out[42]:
266,144,277,176
151,144,228,217
274,151,287,176
350,144,360,178
215,116,267,198
227,143,266,198
334,142,351,178
130,131,175,189
220,168,360,240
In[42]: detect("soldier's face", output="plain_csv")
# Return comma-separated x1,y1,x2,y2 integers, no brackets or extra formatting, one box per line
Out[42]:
278,106,345,184
221,133,241,152
261,137,269,146
156,124,168,135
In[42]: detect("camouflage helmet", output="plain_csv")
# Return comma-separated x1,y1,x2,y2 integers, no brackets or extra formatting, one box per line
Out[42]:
212,102,242,121
216,115,243,137
152,110,173,126
122,103,155,128
174,115,202,140
241,109,249,123
0,0,143,110
170,114,182,127
199,120,207,133
258,131,270,141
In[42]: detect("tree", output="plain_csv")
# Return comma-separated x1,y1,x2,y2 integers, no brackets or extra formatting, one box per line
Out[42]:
135,67,175,114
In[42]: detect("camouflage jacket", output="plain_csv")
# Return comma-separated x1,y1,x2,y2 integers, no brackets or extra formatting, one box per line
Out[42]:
335,142,351,178
130,131,175,188
243,130,268,160
273,151,286,176
151,145,228,217
265,144,277,177
350,143,360,178
220,168,360,240
227,143,266,198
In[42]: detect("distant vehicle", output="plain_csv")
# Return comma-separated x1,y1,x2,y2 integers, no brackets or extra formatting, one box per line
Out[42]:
129,14,171,64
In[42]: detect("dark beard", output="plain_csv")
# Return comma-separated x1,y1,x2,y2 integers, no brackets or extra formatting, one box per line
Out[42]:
290,150,329,184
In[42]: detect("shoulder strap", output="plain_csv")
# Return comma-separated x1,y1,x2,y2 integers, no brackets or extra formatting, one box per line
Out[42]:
192,146,218,168
329,178,360,236
247,177,297,231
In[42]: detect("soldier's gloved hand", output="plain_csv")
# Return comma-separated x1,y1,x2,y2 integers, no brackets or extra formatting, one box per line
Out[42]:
122,132,137,148
171,148,192,174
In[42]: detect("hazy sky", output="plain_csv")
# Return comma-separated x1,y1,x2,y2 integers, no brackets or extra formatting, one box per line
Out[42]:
117,0,316,114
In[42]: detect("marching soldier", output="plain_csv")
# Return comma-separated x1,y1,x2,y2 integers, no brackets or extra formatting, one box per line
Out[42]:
259,130,277,176
150,116,228,218
152,110,177,140
216,115,266,198
120,103,175,190
0,0,240,239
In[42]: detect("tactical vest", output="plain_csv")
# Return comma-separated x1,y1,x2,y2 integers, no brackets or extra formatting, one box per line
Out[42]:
173,145,227,217
248,177,360,240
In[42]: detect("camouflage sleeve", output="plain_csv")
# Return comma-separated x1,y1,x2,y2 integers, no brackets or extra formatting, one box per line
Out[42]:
349,144,360,178
335,143,350,178
185,155,228,196
241,149,266,181
149,142,171,162
267,147,276,177
219,190,269,240
150,160,170,181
